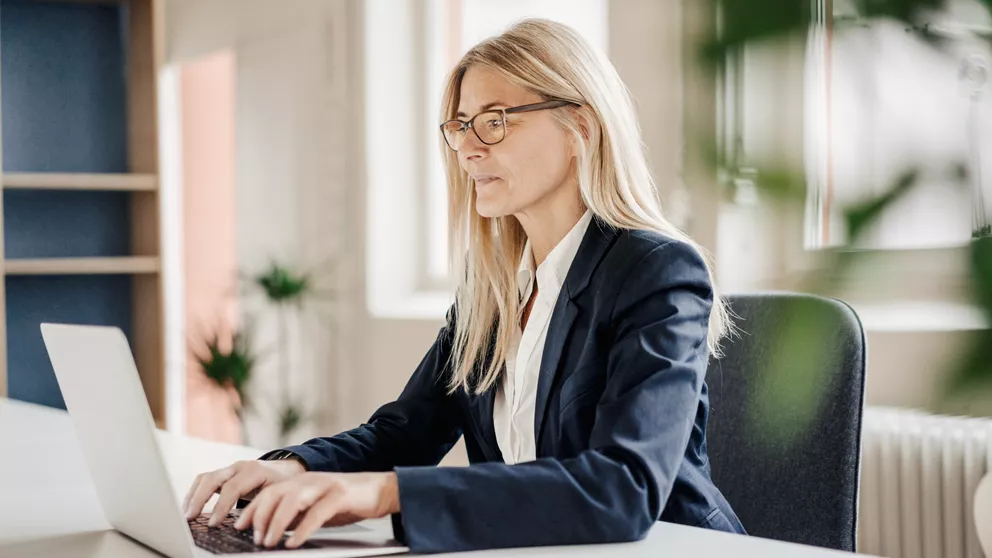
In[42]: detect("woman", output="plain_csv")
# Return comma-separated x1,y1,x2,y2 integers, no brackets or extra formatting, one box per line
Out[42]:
183,18,745,553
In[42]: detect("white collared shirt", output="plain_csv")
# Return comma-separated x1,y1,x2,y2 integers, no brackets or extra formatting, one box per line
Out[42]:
494,210,593,464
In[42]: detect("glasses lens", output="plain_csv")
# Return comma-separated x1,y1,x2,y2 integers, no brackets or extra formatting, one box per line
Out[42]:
441,121,465,151
473,111,505,144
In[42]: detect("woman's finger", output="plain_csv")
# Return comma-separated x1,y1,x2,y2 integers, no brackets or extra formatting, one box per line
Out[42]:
285,494,342,549
250,484,289,546
234,497,256,531
185,467,237,519
263,484,323,548
182,474,203,513
209,469,264,526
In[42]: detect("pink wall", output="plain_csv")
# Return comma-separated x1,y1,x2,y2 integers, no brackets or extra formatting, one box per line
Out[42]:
180,50,242,443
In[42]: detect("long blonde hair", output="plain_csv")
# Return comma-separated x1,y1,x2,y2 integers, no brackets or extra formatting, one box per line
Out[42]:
441,18,730,394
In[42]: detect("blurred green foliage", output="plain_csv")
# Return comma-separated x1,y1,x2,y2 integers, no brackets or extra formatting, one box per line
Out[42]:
254,263,311,306
251,262,320,445
193,326,256,420
193,261,331,445
707,0,963,63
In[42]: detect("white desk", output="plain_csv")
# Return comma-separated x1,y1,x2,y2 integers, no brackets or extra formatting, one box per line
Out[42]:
0,398,874,557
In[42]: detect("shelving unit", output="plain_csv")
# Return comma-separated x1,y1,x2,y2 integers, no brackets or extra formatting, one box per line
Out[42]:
0,0,168,426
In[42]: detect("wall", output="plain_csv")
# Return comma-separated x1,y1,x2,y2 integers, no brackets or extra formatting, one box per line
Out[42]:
233,20,347,447
609,0,690,231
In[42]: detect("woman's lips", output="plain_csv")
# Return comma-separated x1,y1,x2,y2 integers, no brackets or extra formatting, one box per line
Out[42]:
474,176,501,189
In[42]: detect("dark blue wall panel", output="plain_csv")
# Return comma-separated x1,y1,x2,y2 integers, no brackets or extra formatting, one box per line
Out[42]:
6,275,133,409
0,0,127,172
4,190,131,258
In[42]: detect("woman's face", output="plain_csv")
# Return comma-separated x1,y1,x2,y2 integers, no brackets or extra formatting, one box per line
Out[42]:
455,66,576,219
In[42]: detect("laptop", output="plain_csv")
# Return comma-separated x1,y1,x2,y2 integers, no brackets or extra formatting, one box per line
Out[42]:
40,323,409,558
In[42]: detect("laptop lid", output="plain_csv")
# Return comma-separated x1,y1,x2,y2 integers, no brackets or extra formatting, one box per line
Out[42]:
41,323,196,558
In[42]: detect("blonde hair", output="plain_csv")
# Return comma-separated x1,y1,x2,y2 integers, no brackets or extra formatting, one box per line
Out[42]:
441,18,731,394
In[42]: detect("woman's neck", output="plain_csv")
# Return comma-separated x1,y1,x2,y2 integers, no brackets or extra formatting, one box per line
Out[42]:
514,188,586,268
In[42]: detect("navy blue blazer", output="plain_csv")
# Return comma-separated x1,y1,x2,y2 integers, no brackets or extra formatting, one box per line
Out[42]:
270,219,746,552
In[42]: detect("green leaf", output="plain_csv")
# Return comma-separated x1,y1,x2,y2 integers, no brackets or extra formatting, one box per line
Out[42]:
254,262,311,304
945,333,992,395
702,0,955,64
942,238,992,396
279,406,304,438
853,0,948,21
843,169,919,242
192,326,257,408
970,237,992,314
751,168,807,201
702,0,810,62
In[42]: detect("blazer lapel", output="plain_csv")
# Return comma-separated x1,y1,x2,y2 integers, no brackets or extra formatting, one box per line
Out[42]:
470,324,504,461
532,218,620,450
477,379,501,460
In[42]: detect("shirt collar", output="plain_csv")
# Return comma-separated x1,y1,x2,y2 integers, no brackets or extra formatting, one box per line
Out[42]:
517,209,593,299
517,241,535,300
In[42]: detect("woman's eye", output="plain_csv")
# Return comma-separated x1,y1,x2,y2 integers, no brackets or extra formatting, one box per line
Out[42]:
486,119,503,130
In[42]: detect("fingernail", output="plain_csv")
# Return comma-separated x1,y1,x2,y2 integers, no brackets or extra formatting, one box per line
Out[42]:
285,537,298,549
254,531,262,545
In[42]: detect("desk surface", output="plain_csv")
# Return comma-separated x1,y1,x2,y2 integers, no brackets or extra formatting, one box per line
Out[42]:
0,398,874,557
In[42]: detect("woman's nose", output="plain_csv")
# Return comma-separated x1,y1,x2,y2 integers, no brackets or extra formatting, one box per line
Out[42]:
459,130,487,159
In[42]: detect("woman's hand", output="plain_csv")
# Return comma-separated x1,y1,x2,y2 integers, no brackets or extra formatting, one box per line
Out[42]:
182,459,306,525
234,471,400,549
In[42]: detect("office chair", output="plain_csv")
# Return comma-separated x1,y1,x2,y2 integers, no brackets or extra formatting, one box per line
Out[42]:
705,292,867,552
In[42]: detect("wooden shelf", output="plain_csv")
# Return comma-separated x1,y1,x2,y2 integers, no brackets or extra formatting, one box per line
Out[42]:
29,0,122,5
2,173,157,192
4,256,160,276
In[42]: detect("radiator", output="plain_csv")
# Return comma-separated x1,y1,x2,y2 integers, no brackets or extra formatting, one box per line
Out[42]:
859,407,992,558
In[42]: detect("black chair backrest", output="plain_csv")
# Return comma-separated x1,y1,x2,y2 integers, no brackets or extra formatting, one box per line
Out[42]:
705,292,867,552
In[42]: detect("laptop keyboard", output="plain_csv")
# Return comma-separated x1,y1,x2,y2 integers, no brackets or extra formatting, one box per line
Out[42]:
188,513,321,553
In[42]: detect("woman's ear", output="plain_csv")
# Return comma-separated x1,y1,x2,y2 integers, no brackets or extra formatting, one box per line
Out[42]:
569,105,596,155
574,105,595,141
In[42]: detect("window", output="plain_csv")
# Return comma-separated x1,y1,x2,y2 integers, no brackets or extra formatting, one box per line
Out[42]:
721,0,992,253
815,0,992,249
422,0,609,285
714,0,992,312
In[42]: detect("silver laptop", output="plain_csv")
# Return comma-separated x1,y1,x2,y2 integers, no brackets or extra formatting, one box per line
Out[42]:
41,323,409,558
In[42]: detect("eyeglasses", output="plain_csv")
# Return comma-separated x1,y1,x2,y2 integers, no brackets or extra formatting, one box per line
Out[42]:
440,99,578,152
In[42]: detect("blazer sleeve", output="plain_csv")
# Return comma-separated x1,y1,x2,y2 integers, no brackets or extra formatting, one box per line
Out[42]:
390,239,714,552
260,306,463,472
